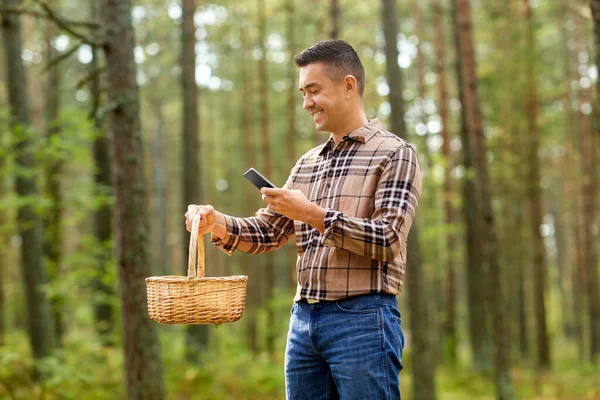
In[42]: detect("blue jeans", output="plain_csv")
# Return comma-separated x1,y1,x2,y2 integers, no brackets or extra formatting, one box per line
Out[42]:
285,293,404,400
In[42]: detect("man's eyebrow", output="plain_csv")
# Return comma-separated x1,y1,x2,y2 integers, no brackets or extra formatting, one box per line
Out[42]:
299,82,319,91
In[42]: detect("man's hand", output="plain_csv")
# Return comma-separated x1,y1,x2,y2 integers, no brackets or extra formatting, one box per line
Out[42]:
260,188,326,232
185,204,216,235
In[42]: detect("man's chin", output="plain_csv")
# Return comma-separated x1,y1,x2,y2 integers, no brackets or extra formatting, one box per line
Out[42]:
314,122,328,132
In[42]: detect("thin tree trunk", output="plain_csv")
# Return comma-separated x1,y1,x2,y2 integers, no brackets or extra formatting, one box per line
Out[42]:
152,100,168,277
44,0,65,348
312,0,325,147
557,0,576,343
237,17,260,354
330,0,340,39
512,127,529,362
522,0,551,372
587,0,600,362
454,0,515,398
0,70,4,346
0,107,5,346
574,10,593,363
413,0,443,368
258,0,276,358
287,0,298,289
381,1,437,399
451,0,492,374
1,0,56,364
413,0,433,170
561,7,585,358
572,162,587,360
89,0,115,347
433,0,457,366
99,0,165,397
22,16,43,134
181,0,210,362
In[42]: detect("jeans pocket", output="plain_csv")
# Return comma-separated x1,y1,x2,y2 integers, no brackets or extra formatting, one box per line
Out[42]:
334,295,379,314
391,315,405,371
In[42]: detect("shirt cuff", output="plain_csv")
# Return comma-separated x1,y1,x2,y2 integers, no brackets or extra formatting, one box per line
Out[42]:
321,209,342,247
210,215,240,255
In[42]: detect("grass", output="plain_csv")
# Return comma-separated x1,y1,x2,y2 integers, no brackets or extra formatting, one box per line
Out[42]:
0,324,599,399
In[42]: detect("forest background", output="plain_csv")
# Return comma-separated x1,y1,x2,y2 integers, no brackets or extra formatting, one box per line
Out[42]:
0,0,599,399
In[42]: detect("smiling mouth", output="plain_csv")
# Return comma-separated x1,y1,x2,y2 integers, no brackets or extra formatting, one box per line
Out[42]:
312,110,323,117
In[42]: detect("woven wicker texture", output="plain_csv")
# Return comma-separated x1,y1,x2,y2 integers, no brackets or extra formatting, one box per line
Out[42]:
146,214,248,324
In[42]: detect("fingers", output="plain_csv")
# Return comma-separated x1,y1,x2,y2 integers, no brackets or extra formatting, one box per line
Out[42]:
198,204,214,217
185,205,199,221
185,204,202,232
260,187,284,196
185,204,216,233
199,204,215,225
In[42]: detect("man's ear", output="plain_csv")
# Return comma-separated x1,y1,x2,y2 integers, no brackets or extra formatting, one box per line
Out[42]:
344,75,357,98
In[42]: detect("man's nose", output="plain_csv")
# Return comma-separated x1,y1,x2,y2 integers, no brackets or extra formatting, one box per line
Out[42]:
303,95,314,111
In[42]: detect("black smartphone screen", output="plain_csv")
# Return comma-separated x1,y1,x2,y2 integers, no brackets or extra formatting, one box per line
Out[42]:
244,168,277,190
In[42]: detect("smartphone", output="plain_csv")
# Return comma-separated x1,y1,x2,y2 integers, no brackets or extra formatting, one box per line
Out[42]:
244,168,277,190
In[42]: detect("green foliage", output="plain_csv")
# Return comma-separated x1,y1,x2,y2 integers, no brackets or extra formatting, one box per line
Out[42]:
0,331,123,399
1,0,599,399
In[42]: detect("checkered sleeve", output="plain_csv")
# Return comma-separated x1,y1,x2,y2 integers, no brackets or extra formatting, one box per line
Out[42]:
321,145,422,262
211,179,296,255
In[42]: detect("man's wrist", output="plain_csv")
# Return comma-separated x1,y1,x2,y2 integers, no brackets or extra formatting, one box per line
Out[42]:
212,211,227,239
303,203,326,233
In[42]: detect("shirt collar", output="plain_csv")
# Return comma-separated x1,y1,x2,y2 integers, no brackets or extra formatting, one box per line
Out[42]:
319,118,382,156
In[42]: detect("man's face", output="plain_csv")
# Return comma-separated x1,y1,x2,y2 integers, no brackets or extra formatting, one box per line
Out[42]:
298,62,346,133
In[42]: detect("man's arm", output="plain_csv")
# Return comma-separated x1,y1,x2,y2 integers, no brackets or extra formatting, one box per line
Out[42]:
259,145,421,263
318,145,421,262
186,203,295,256
210,210,280,253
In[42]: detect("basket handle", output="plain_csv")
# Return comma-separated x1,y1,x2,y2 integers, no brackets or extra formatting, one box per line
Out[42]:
187,214,205,278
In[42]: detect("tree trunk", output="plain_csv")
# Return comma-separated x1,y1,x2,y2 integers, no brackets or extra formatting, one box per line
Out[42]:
236,18,260,354
587,0,600,362
258,0,276,358
574,9,593,363
522,0,551,371
44,0,65,348
413,0,434,171
152,100,168,277
381,1,437,399
181,0,210,362
451,0,492,374
0,70,4,346
0,111,5,347
413,0,443,368
330,0,340,39
99,0,165,397
89,0,116,347
1,0,56,364
453,0,515,398
556,0,576,345
22,17,43,134
433,0,457,366
287,0,298,289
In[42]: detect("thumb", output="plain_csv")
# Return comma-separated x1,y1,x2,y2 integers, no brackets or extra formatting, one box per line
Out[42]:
200,205,216,223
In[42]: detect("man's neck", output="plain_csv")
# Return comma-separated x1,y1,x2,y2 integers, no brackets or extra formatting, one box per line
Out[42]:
331,112,369,144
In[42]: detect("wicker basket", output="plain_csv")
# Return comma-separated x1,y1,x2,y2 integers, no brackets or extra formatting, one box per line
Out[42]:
146,214,248,324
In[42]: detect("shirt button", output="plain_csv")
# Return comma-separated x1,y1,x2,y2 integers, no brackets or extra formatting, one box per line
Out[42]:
327,183,331,188
304,282,310,288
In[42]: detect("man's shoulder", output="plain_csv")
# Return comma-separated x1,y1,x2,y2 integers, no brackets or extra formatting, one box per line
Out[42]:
369,128,416,154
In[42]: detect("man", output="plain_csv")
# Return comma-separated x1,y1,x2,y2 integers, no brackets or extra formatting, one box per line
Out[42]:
185,39,422,400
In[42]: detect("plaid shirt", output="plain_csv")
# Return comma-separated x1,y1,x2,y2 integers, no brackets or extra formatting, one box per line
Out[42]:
212,118,422,301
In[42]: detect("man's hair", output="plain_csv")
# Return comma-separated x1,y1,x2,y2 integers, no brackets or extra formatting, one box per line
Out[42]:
294,40,365,96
